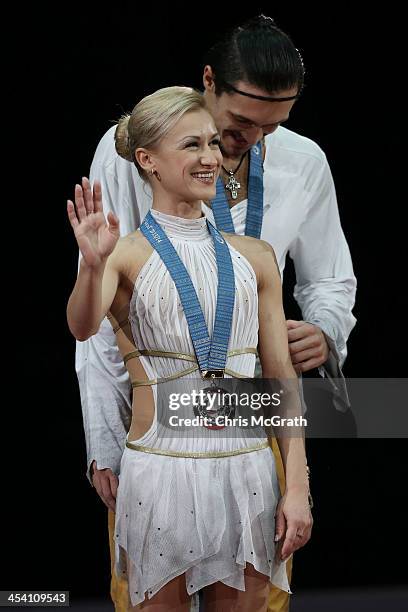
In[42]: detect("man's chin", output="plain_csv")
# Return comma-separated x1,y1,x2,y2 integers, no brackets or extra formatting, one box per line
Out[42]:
221,142,250,159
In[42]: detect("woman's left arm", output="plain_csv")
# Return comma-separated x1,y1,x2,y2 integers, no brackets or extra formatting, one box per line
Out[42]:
256,239,313,561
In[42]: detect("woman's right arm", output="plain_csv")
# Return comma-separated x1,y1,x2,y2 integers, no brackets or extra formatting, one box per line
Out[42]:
66,179,121,341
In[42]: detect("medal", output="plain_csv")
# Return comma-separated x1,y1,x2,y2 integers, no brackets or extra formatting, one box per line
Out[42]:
193,385,236,429
193,372,236,430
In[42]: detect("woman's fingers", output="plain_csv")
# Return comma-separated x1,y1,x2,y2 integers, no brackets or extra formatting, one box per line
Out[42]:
67,200,79,229
291,527,309,551
107,210,120,233
281,515,313,560
82,177,94,214
74,184,87,221
281,524,298,560
274,506,286,543
71,178,103,224
294,527,311,550
93,180,103,213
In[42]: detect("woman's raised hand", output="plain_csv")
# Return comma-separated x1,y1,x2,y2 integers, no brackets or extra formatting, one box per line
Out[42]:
67,177,120,268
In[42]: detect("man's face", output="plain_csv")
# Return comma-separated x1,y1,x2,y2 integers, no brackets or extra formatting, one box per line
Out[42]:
203,69,299,159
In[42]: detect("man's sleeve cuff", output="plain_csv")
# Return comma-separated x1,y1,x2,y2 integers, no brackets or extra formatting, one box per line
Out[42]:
86,458,119,487
305,320,351,413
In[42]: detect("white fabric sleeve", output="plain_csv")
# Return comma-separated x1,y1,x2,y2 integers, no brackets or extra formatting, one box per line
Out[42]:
289,154,357,410
75,131,142,485
75,319,132,484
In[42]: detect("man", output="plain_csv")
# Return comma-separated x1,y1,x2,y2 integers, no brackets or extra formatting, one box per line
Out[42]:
75,15,356,612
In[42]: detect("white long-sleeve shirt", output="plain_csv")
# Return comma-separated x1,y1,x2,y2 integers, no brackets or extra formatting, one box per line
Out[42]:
75,125,356,484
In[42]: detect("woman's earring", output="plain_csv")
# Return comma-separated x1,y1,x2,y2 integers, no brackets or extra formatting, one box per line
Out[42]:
151,169,161,182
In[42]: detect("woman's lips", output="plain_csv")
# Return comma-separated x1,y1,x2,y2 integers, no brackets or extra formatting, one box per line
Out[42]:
190,171,215,184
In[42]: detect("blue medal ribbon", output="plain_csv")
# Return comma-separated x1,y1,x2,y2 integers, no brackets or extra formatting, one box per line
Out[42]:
211,141,264,238
140,211,235,375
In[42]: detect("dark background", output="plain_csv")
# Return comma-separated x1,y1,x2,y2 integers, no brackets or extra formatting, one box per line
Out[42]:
6,1,406,603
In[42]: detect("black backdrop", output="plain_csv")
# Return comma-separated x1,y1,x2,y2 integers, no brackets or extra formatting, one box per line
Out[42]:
6,1,406,601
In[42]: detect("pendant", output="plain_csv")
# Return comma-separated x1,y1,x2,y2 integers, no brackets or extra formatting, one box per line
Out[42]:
193,386,236,430
225,171,241,200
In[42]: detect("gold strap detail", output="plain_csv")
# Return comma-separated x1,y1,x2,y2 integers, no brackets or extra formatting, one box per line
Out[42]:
106,313,130,334
124,347,257,365
112,320,130,333
131,364,200,388
224,367,251,379
124,349,197,366
125,439,269,458
227,347,258,357
128,346,258,387
124,350,142,364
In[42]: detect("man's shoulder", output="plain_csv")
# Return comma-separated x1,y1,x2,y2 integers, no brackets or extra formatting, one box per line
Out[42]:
91,125,129,173
265,126,326,165
94,124,117,153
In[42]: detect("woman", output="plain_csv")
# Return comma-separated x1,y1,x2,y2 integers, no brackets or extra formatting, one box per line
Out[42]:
67,86,312,611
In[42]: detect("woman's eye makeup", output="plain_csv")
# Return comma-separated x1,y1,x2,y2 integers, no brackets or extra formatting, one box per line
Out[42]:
184,138,220,148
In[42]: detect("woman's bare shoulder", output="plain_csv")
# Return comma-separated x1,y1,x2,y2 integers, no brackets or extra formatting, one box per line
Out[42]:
120,229,147,246
222,232,275,257
114,229,150,257
110,230,153,275
222,233,279,281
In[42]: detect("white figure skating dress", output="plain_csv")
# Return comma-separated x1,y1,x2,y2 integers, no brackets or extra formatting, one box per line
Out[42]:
114,209,291,607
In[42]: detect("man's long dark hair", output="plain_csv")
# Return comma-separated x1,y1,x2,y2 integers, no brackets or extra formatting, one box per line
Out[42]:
204,15,305,96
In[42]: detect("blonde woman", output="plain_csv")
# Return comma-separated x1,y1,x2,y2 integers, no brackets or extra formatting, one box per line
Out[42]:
67,87,312,611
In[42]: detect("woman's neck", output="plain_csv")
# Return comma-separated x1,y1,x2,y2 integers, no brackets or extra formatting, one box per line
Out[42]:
151,197,203,219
